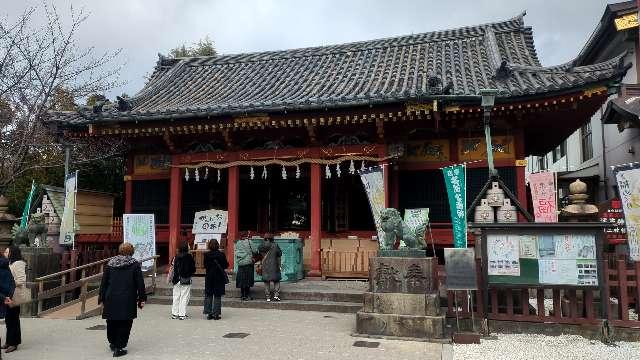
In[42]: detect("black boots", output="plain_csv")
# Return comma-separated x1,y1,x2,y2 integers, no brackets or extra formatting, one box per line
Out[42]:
113,348,127,357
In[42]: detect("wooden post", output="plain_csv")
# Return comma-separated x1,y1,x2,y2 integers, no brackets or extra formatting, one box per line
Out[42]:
37,281,43,315
309,163,322,277
168,157,183,262
80,268,87,315
227,166,239,269
60,275,66,306
618,259,629,321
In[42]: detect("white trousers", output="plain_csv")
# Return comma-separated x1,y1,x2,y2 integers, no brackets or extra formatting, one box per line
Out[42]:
172,283,191,317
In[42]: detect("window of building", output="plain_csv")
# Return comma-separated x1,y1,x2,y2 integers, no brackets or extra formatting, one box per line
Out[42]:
553,141,566,163
581,122,593,162
538,156,546,171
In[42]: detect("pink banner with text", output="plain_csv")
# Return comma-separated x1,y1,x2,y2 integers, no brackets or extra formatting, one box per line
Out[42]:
529,172,558,223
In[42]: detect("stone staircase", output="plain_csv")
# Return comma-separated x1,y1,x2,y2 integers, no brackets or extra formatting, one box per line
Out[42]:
148,279,365,314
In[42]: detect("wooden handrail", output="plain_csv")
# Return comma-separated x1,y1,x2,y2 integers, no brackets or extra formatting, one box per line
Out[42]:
36,255,160,318
36,256,114,282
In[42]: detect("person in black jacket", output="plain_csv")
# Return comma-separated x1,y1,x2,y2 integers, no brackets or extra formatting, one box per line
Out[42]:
0,256,15,360
171,241,196,320
98,243,146,358
203,239,228,320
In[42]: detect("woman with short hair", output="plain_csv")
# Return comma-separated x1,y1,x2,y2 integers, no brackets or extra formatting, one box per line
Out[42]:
98,242,146,357
171,241,195,320
3,245,26,353
258,234,282,302
203,239,228,320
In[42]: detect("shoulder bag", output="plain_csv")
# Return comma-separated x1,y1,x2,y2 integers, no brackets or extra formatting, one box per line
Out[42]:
256,247,271,276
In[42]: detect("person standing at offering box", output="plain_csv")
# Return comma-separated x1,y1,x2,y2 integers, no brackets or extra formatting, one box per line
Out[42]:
258,234,282,302
203,239,229,320
235,234,259,301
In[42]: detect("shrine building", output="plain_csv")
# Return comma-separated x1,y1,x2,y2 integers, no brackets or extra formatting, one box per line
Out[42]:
47,13,629,277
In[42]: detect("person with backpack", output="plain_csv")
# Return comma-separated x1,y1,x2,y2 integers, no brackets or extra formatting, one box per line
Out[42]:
203,239,229,320
171,241,196,320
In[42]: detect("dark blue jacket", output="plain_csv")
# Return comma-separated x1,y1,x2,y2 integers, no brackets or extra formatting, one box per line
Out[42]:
0,257,15,319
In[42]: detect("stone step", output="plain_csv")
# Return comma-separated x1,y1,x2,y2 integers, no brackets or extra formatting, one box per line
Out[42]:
147,295,362,314
155,286,363,303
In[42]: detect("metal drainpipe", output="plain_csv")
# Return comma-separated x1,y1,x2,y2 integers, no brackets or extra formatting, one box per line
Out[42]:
601,106,608,201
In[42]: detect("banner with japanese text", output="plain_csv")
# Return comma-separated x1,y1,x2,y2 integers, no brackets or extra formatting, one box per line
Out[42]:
442,164,467,248
529,171,558,223
615,166,640,261
123,214,156,271
359,166,386,245
59,171,78,246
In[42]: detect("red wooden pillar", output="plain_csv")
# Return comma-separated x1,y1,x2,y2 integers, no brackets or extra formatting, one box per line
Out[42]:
227,166,240,269
515,128,528,221
124,154,133,214
168,158,183,262
309,163,322,277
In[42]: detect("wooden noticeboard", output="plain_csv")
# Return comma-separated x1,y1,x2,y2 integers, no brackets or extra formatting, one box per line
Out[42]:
472,223,608,288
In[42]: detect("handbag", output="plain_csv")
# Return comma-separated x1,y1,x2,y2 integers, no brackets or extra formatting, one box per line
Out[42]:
175,257,192,285
256,247,272,276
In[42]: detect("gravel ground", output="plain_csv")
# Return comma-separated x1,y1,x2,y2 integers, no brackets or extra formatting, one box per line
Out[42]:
453,333,640,360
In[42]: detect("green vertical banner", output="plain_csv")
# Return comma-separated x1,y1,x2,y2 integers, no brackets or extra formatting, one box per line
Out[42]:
20,180,36,229
442,164,467,248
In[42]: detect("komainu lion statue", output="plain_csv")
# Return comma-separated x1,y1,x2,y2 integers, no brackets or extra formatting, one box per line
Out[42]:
11,212,48,247
379,208,427,250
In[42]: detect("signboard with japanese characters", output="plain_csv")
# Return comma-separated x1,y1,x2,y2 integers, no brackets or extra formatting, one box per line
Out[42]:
528,172,558,223
192,209,228,234
599,198,627,246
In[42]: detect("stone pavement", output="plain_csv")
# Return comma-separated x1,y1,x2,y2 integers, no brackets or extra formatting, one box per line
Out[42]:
6,304,443,360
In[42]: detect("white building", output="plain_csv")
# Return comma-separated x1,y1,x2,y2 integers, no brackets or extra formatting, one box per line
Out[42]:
527,1,640,205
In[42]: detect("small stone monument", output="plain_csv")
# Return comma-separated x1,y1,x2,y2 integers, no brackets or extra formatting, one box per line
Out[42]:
561,179,598,222
355,208,444,340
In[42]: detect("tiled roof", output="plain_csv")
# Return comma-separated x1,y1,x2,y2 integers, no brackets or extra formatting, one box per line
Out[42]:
49,13,628,126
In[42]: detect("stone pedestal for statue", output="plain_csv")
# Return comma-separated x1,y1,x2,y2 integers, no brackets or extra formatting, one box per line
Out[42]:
355,255,445,340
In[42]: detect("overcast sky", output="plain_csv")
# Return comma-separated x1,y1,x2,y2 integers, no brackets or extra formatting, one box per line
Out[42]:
2,0,622,99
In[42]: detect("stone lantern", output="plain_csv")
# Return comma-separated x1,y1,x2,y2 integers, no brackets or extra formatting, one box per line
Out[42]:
0,195,17,248
561,179,599,222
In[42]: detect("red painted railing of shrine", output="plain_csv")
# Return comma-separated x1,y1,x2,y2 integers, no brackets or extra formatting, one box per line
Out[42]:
441,254,640,329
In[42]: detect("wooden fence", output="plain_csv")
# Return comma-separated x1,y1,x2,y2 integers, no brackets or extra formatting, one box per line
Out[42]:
321,249,377,279
442,255,640,329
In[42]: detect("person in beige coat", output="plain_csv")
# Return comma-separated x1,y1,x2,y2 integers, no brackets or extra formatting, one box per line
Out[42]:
4,245,26,353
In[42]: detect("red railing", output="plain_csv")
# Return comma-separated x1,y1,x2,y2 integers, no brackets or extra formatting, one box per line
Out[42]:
442,254,640,329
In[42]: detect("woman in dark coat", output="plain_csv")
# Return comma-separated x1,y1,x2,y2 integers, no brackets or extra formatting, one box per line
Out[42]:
258,234,282,302
98,243,146,358
0,256,15,359
4,245,26,353
203,239,228,320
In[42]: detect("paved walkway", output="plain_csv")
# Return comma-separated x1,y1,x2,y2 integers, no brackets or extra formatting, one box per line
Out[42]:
7,304,443,360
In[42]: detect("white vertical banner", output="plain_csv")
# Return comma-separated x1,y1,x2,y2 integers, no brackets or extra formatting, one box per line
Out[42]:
359,166,386,245
615,166,640,261
123,214,156,271
59,171,78,246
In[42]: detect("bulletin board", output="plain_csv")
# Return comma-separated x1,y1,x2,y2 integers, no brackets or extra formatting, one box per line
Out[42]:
474,223,607,288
